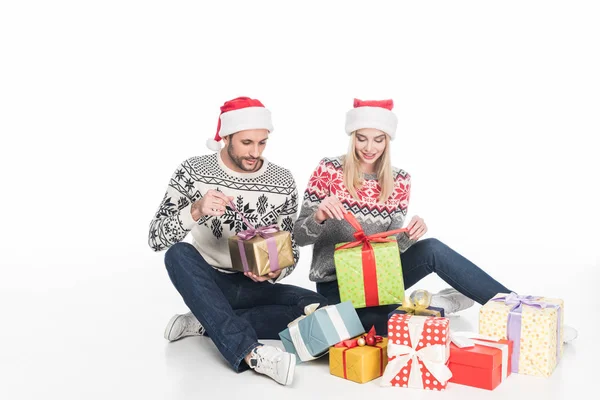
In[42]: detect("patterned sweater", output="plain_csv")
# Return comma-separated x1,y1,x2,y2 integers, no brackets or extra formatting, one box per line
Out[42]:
148,152,299,282
293,157,416,283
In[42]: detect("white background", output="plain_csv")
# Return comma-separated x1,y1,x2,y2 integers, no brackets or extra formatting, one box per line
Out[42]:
1,1,598,399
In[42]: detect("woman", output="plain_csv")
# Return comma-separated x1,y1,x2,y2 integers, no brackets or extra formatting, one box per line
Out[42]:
293,98,515,335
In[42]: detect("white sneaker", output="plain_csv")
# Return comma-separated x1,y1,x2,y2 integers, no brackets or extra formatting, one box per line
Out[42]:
563,325,578,343
248,345,295,386
429,288,475,315
164,311,205,342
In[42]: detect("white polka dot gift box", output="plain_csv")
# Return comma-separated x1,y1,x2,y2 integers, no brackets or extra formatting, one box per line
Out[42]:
380,314,452,391
479,292,564,377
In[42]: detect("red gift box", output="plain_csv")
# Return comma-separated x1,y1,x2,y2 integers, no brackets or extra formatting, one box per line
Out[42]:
449,334,513,390
381,314,452,391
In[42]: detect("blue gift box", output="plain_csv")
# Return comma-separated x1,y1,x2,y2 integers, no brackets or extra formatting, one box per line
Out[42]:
279,301,365,363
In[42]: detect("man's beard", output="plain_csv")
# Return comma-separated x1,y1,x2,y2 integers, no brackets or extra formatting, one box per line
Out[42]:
227,143,261,172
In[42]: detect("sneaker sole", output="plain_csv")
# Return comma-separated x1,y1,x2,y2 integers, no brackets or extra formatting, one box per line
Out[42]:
283,354,296,385
164,314,184,342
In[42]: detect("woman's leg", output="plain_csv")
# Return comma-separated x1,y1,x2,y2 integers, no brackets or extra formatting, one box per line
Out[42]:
401,238,512,304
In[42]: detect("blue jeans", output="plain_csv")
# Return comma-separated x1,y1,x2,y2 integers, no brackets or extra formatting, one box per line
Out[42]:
316,238,511,336
165,242,328,372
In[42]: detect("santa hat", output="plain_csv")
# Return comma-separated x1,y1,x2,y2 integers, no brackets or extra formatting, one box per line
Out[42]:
345,98,398,140
206,96,274,151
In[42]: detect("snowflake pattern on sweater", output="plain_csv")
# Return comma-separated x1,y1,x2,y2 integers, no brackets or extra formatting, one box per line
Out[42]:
148,153,299,282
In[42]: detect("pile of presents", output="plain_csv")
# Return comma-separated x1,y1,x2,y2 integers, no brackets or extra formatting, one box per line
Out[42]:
229,210,564,391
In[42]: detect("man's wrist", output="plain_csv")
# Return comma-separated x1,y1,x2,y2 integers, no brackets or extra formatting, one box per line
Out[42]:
191,207,203,222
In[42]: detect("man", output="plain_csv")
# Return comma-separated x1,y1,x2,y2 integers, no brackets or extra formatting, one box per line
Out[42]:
148,96,327,386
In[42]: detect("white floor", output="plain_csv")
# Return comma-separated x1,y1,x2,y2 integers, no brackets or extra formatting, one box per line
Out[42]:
2,2,599,399
1,249,595,400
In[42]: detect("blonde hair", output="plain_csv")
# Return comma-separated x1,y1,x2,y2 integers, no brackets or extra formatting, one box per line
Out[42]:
342,132,394,203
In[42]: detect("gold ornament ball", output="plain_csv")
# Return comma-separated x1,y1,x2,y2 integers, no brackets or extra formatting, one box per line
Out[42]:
410,289,432,307
357,337,366,347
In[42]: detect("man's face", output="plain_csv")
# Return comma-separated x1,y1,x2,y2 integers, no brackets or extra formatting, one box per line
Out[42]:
223,129,269,172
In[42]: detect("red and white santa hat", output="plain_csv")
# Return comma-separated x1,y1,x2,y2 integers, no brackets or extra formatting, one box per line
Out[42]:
345,98,398,140
206,96,274,151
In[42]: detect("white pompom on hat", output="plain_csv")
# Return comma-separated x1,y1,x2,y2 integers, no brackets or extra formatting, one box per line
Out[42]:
345,98,398,140
206,96,274,151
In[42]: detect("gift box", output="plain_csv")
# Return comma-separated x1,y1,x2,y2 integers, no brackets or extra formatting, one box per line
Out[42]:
279,301,365,363
227,200,294,277
228,229,294,276
334,213,405,308
479,292,563,377
330,327,389,384
387,291,445,319
448,332,513,390
381,314,452,390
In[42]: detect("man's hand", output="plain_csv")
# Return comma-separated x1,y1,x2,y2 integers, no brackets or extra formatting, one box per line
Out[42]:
314,195,347,223
244,270,282,283
191,190,234,221
406,215,428,241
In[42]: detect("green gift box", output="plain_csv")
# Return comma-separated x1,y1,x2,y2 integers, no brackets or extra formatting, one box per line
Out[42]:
334,214,405,309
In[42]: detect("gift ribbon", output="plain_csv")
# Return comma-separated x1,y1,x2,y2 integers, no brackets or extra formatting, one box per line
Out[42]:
394,296,441,317
334,326,384,379
288,304,350,362
381,316,452,388
492,292,561,373
335,213,408,307
450,331,509,381
229,201,281,273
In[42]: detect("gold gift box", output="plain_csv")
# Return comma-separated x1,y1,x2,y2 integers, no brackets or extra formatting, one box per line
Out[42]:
329,338,389,384
228,231,294,276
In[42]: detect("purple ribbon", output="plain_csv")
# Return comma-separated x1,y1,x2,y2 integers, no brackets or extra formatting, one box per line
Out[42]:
492,292,562,373
229,201,281,273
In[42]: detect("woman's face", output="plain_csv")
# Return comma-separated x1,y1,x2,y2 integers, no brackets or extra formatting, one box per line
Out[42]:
354,128,387,168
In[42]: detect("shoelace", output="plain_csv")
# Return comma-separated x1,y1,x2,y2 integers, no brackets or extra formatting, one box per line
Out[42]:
183,316,204,335
448,295,461,313
256,349,280,375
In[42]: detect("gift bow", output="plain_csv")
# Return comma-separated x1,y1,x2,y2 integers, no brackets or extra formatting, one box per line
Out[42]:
335,326,383,349
450,331,510,381
382,343,452,388
492,292,547,311
381,316,452,388
229,200,281,239
236,224,280,240
398,296,430,315
335,213,408,251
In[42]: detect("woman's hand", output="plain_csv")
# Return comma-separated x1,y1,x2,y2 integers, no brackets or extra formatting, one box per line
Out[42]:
314,195,347,223
406,215,427,240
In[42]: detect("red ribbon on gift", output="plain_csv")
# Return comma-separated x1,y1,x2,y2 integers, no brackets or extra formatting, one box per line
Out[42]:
335,326,384,379
335,213,408,307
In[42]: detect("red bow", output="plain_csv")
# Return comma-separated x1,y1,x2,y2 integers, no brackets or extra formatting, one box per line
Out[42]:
335,213,408,307
335,326,383,348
